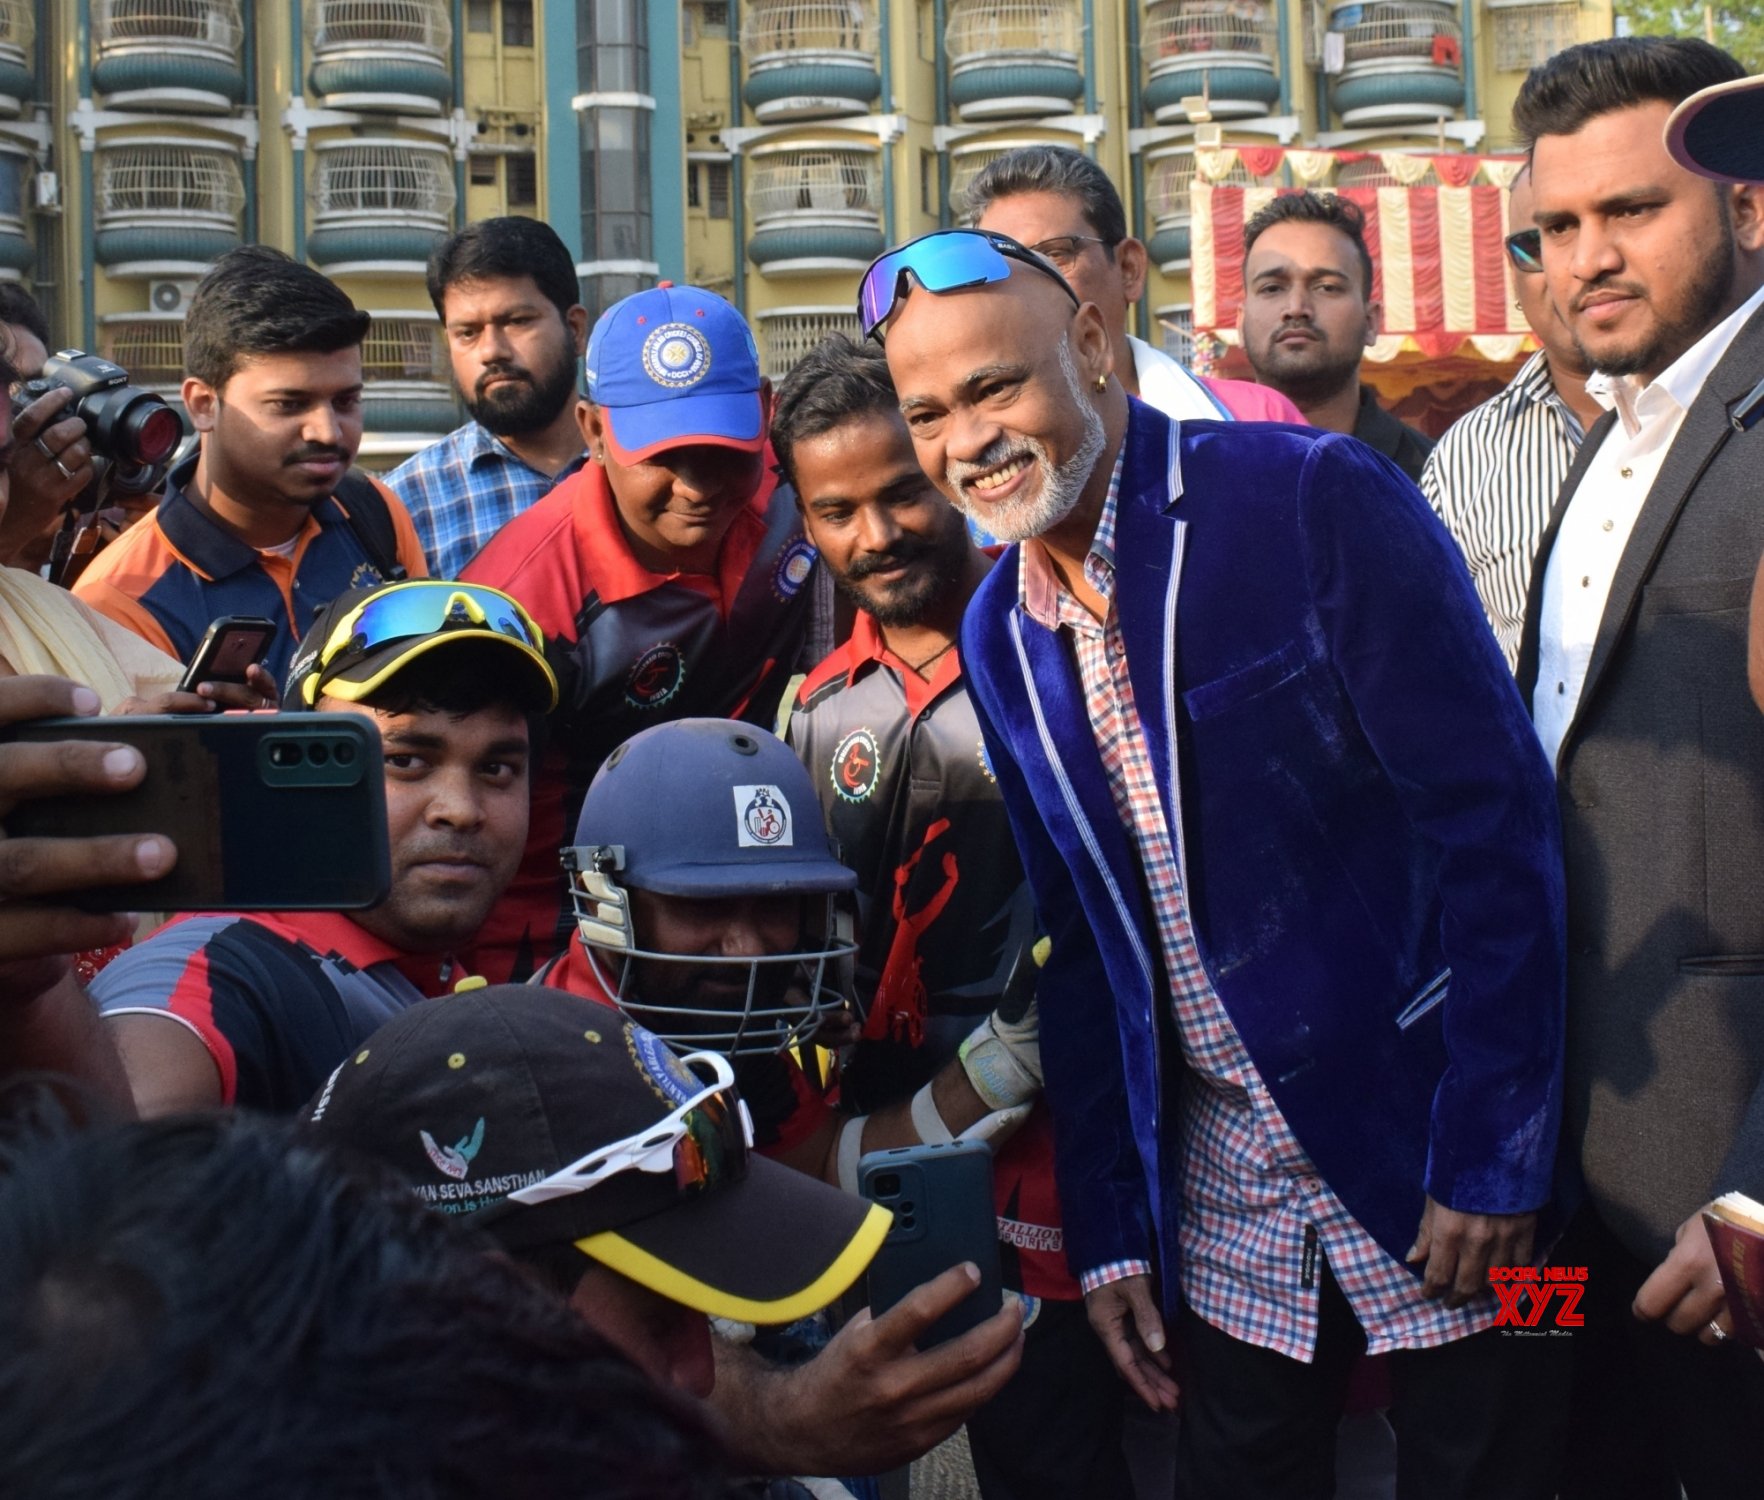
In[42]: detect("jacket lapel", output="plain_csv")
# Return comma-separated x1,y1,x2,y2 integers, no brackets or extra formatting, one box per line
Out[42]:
1564,305,1764,752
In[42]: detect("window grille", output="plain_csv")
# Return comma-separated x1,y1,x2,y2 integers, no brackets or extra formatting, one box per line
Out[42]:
742,0,876,57
758,310,863,379
103,318,186,388
747,149,880,223
96,144,245,225
311,143,457,225
945,0,1080,63
94,0,238,54
360,316,446,383
1490,2,1579,72
307,0,451,53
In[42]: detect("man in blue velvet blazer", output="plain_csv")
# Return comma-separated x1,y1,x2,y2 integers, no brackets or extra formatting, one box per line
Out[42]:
872,231,1570,1497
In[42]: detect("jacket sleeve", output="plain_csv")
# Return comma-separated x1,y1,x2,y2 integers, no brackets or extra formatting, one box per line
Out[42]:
1297,433,1567,1214
966,651,1158,1279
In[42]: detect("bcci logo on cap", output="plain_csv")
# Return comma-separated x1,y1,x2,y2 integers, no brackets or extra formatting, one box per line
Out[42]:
734,783,793,848
642,323,713,390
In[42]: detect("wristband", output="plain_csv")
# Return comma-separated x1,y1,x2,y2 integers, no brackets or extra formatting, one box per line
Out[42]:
910,1080,955,1145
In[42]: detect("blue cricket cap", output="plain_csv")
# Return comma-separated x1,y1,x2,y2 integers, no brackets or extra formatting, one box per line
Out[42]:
585,283,767,465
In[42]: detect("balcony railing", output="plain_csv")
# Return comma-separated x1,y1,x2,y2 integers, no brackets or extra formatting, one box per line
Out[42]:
310,142,456,227
741,0,881,120
1144,146,1249,269
1142,1,1280,120
102,316,187,391
0,1,35,116
755,308,864,379
307,0,453,112
0,144,29,274
91,1,246,110
360,314,460,433
748,149,881,225
948,146,1019,216
1329,0,1464,125
97,143,245,228
945,0,1083,120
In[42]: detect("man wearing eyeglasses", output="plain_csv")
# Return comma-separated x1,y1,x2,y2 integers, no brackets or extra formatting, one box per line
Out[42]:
1418,167,1602,671
963,145,1304,427
865,225,1570,1497
88,580,556,1116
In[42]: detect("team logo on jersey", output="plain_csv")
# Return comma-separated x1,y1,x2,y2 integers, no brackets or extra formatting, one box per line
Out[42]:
976,737,997,784
349,561,384,591
832,728,882,803
773,537,817,600
420,1118,486,1181
734,783,793,847
626,642,685,708
629,1025,700,1109
642,323,713,390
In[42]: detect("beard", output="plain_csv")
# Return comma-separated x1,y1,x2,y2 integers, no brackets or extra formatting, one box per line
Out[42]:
945,335,1106,543
833,518,973,629
462,340,580,438
1571,212,1736,378
1249,322,1365,405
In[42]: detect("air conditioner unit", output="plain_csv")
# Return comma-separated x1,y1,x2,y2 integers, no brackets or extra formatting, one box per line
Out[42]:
149,279,200,316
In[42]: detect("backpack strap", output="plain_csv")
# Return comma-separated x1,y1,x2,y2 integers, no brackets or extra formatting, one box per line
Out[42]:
332,469,409,582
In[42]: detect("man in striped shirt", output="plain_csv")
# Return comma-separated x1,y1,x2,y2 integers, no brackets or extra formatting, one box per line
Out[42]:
1420,168,1602,670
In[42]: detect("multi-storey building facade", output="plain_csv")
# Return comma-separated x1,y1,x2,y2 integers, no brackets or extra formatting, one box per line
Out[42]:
4,1,1612,454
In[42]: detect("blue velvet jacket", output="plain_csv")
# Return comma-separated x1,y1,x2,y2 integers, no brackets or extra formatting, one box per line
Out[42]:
961,401,1568,1298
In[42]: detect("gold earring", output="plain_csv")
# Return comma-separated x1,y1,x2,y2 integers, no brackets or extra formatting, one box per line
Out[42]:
1095,375,1107,392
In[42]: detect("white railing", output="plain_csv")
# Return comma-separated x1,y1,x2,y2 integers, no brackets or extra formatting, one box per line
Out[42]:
103,317,186,387
310,143,456,225
1142,1,1276,62
1336,1,1461,68
949,148,1015,216
93,0,242,58
308,0,451,57
945,0,1081,65
96,144,244,225
0,0,35,61
757,309,863,378
361,316,448,384
1145,149,1249,222
747,149,881,223
742,0,876,60
1489,1,1578,72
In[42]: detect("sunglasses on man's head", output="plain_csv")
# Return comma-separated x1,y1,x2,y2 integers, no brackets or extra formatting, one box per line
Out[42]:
1504,228,1543,274
858,230,1079,343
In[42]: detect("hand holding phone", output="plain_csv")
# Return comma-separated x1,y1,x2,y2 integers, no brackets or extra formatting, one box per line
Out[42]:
0,675,173,989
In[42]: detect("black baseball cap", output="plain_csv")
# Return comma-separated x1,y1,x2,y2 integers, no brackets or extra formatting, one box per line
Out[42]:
303,985,889,1324
284,580,558,712
1666,75,1764,185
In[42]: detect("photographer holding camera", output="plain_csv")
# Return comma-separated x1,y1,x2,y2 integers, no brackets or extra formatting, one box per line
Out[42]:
0,287,97,570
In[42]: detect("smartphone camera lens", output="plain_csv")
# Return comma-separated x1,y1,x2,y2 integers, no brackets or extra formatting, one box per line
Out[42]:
268,742,304,767
872,1173,901,1199
308,743,330,766
333,741,355,765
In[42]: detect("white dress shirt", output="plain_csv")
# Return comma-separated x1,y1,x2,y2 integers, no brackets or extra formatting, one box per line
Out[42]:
1128,336,1232,422
1532,281,1764,765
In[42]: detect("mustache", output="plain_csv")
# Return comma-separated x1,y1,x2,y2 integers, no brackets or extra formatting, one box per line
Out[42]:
284,444,349,466
946,435,1038,491
1570,278,1647,314
844,538,936,580
474,364,533,398
400,836,490,869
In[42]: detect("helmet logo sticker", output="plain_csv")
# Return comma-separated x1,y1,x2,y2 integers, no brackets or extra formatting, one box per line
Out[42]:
642,322,713,389
735,783,793,847
773,537,817,600
420,1118,486,1180
832,728,881,803
626,642,686,708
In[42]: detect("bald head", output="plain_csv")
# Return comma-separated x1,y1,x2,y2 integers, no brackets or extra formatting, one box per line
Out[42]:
881,264,1121,542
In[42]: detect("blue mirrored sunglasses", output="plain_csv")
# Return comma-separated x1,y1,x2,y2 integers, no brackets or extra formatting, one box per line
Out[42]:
328,582,542,665
858,230,1079,342
1504,228,1543,274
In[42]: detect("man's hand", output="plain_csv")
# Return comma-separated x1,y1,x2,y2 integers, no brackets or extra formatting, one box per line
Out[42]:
117,664,280,717
0,674,176,997
1084,1272,1179,1411
1635,1208,1730,1344
722,1263,1024,1476
2,389,93,563
1407,1196,1536,1307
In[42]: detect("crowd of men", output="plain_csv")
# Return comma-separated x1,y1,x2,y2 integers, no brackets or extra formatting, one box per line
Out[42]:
2,33,1763,1500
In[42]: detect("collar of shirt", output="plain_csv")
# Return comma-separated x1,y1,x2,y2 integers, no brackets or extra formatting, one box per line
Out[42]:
1588,279,1764,438
841,606,965,717
460,420,588,482
566,455,775,611
155,455,333,583
249,908,465,996
1018,444,1128,630
1508,350,1586,445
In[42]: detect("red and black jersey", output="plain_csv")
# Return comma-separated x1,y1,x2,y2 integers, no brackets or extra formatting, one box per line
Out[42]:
465,458,820,982
787,610,1076,1299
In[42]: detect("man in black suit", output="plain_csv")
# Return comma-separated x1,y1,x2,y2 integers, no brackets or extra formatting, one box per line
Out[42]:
1516,37,1764,1499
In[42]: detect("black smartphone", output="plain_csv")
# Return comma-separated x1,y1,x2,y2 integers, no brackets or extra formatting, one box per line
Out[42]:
3,714,390,912
177,616,276,693
858,1139,1003,1349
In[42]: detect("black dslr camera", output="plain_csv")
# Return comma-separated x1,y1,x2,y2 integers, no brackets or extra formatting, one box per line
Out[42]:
10,350,184,586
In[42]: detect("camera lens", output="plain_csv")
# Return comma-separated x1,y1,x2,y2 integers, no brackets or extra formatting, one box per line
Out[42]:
128,403,183,467
308,743,329,766
871,1173,901,1198
334,741,355,765
269,742,304,767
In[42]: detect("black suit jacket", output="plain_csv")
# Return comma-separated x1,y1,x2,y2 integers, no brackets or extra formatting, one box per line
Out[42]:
1518,302,1764,1262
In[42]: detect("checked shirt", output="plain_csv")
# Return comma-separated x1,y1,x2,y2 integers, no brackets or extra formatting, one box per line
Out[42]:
1019,449,1492,1361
